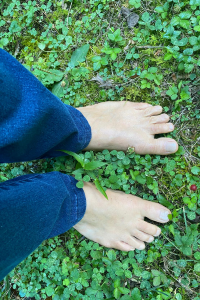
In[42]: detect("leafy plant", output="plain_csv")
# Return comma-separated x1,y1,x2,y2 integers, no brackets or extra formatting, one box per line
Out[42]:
58,150,108,199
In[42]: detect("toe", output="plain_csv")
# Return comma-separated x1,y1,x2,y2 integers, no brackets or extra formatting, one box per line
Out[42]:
150,122,174,134
140,200,171,224
132,102,152,110
144,105,163,117
132,229,154,243
148,137,178,155
125,236,146,250
150,114,170,124
137,220,161,237
115,241,135,252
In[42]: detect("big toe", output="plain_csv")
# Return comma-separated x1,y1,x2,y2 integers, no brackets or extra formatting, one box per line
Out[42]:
141,138,178,155
141,199,171,224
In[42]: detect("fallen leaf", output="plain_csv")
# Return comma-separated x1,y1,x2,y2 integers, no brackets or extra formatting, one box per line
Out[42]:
172,73,177,81
154,50,162,56
90,74,114,88
120,6,139,28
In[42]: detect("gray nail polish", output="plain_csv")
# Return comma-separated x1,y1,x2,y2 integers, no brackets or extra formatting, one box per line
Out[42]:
160,210,169,221
166,142,177,153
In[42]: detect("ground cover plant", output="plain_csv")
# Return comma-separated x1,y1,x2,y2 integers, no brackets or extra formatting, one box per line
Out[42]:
0,0,200,299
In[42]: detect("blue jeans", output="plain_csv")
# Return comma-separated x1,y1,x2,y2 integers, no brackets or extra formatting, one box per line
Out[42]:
0,48,92,280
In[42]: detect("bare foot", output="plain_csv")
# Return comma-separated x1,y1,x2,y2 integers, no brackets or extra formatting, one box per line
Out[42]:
77,101,178,155
73,182,171,251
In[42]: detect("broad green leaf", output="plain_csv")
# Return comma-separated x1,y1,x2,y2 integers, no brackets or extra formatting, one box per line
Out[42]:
110,52,117,60
108,33,115,41
153,276,161,286
179,11,192,19
113,288,120,299
94,178,108,200
91,56,101,62
180,20,190,29
109,175,118,183
84,161,106,170
189,36,198,45
191,166,200,174
151,270,161,276
194,252,200,260
121,295,132,300
131,288,141,300
194,263,200,272
183,48,193,55
135,175,146,184
82,175,90,182
107,249,116,261
155,6,164,13
0,37,9,48
148,67,157,73
168,224,175,235
52,80,67,97
63,279,70,286
164,53,173,60
45,286,54,297
114,279,120,288
93,61,101,71
184,63,194,73
76,181,84,188
57,150,84,167
68,44,90,68
142,12,150,22
125,269,132,278
171,37,188,46
38,42,46,50
194,25,200,31
118,287,130,294
157,194,174,209
183,247,192,256
65,36,73,48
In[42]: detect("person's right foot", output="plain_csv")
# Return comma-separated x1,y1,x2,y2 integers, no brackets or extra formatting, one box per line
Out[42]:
73,182,171,251
78,101,178,155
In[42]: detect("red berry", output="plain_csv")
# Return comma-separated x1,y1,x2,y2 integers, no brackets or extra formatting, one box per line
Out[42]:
190,184,197,191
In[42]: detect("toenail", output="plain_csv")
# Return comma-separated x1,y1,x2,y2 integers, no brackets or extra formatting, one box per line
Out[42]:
155,228,161,237
147,236,154,243
169,124,174,130
160,210,170,222
138,244,145,250
165,142,177,153
130,248,135,251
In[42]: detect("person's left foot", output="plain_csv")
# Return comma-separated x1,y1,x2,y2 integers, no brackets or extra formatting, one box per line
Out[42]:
73,182,171,251
77,101,178,155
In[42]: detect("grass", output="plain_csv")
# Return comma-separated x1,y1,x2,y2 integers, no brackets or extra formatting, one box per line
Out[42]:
0,0,200,299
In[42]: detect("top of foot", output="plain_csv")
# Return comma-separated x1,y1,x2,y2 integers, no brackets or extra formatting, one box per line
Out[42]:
74,182,171,252
78,101,178,155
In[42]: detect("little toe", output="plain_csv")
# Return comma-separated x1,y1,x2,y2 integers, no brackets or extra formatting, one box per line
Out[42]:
150,123,174,134
150,114,170,124
132,229,154,243
148,138,178,155
137,220,161,237
144,105,163,117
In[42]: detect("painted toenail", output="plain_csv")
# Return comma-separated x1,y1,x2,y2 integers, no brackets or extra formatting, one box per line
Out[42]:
166,142,177,153
160,210,170,222
147,236,154,242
